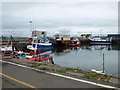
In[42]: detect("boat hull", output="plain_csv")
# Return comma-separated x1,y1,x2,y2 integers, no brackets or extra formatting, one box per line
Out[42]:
33,43,53,49
56,40,81,47
32,43,52,54
90,41,111,45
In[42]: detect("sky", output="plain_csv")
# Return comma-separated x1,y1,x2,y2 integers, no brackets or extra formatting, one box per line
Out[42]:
2,1,118,37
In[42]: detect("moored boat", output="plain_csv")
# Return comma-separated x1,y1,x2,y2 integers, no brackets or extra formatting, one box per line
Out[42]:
27,30,53,55
56,38,81,47
0,45,12,54
69,38,81,46
89,37,111,45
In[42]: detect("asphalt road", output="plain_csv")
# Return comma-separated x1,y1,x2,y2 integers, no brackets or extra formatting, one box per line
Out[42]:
1,61,107,89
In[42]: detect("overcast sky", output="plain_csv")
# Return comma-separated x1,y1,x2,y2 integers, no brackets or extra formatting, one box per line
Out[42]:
2,1,118,37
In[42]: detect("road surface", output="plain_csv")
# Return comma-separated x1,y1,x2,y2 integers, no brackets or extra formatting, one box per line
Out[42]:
0,60,117,89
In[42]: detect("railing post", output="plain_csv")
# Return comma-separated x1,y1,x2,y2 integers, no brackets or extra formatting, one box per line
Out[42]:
38,48,41,61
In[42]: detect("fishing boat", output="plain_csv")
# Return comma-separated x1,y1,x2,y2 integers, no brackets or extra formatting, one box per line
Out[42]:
89,37,111,45
33,37,52,49
69,38,81,46
56,38,81,47
0,35,13,54
0,45,12,54
29,37,52,49
27,30,52,55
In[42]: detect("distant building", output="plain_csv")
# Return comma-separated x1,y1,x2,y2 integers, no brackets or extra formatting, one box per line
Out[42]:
80,34,92,39
53,33,70,41
32,30,46,37
71,37,79,41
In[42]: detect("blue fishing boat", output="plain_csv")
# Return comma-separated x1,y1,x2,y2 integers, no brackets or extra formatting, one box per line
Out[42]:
27,31,53,54
32,37,52,49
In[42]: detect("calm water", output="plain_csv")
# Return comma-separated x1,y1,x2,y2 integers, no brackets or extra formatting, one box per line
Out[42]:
51,45,119,75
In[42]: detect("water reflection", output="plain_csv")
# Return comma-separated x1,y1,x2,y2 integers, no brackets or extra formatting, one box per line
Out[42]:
107,45,120,51
81,45,120,51
53,45,117,54
53,46,81,56
52,45,119,75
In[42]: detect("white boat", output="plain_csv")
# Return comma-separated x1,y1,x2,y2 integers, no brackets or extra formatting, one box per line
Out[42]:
90,37,111,45
1,46,12,54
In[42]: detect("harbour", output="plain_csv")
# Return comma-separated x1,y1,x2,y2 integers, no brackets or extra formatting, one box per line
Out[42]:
0,31,119,76
1,1,119,89
0,24,119,89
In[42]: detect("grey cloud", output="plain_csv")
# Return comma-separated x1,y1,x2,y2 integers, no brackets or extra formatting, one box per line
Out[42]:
57,29,71,34
2,2,118,37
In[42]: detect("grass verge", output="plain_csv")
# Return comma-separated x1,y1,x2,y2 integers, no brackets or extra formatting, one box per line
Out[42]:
40,67,49,71
65,67,82,71
59,69,66,73
31,63,46,67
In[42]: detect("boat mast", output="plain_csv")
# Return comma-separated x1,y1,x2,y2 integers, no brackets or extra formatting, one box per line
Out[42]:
100,29,102,37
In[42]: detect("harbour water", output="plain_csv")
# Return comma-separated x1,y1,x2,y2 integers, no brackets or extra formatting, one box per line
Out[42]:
51,45,119,75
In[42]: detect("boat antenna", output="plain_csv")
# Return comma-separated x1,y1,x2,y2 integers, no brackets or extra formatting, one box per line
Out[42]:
29,20,34,31
29,20,35,37
100,29,102,37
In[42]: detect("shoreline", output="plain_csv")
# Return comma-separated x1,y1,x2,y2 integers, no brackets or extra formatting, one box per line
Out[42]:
1,56,119,86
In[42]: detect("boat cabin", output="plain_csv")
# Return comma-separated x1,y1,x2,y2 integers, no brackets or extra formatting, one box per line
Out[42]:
53,33,70,41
